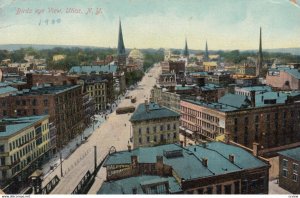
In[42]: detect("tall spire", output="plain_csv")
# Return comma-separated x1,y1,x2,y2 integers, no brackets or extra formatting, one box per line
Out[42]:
204,40,209,61
183,37,189,57
257,27,263,77
117,18,126,56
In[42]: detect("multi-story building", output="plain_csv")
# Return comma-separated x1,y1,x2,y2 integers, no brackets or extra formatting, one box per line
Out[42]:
98,142,270,194
237,65,256,76
198,84,226,103
158,73,176,88
0,84,84,149
278,147,300,194
130,101,180,148
233,75,258,86
77,76,108,112
26,73,78,87
180,91,300,152
266,66,300,90
0,115,52,192
205,72,234,86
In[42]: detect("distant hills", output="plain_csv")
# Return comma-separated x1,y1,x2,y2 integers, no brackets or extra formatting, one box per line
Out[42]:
0,44,300,55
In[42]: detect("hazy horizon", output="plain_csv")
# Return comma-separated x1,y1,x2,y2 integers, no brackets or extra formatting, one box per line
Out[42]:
0,0,300,50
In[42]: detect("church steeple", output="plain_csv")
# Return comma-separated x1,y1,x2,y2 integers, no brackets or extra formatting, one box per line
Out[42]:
183,37,189,58
117,19,126,56
204,40,209,61
256,27,263,77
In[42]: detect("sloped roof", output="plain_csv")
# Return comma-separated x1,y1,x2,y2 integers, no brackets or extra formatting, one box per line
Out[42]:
278,147,300,162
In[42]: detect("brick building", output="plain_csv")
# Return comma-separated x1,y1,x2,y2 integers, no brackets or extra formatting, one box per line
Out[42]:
180,91,300,152
130,101,180,148
98,142,270,194
266,66,300,90
26,73,78,87
278,147,300,194
0,84,84,149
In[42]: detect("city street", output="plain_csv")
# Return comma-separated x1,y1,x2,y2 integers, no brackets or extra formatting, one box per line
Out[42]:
43,63,161,194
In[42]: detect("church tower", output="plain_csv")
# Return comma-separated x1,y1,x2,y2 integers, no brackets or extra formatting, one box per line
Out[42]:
182,38,189,58
256,27,263,77
117,19,126,71
204,40,209,61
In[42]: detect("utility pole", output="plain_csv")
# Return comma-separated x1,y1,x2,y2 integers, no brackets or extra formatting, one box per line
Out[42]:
60,151,63,177
94,146,97,173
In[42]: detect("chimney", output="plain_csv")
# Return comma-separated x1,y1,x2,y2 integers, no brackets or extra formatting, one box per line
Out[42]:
224,132,230,144
131,155,138,168
253,142,259,157
250,90,256,107
261,95,264,102
127,144,132,152
202,141,207,148
277,92,279,97
202,158,208,167
194,147,197,152
145,100,149,112
0,124,6,132
229,154,235,163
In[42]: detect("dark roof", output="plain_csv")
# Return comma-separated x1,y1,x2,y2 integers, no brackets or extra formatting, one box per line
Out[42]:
130,102,180,122
278,147,300,161
103,142,268,181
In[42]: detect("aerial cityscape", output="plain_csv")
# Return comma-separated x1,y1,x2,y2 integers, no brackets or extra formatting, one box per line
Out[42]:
1,0,300,195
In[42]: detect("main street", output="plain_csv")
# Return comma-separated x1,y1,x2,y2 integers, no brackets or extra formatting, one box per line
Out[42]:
44,64,161,194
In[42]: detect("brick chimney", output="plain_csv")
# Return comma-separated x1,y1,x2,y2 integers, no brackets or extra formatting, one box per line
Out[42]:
250,90,256,107
224,132,230,144
229,154,235,163
131,155,138,168
127,144,132,152
202,158,208,167
253,142,259,157
156,156,164,175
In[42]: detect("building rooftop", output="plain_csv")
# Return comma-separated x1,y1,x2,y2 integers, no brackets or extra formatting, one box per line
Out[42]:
130,102,180,122
219,91,300,109
0,85,17,95
10,84,81,96
97,175,181,194
0,115,48,137
103,142,268,181
235,85,272,92
278,147,300,162
200,83,222,91
183,99,238,112
175,84,195,91
69,64,117,74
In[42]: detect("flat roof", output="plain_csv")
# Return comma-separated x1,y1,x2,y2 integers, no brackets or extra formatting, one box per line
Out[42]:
0,115,48,137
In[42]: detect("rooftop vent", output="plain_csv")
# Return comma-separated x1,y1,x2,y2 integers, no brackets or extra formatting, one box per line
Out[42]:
229,154,235,163
202,158,208,167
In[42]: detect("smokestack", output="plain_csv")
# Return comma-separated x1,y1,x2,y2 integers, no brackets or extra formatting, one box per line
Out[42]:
250,90,256,107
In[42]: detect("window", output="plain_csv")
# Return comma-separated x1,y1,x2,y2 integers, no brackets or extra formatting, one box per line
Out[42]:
160,125,164,131
146,127,150,134
154,135,157,142
283,169,288,177
216,185,222,194
138,128,142,135
3,110,6,116
293,163,298,172
160,134,164,141
255,115,259,123
234,181,240,194
173,132,177,139
244,117,248,125
167,124,170,130
293,173,298,182
283,159,288,168
0,145,4,152
234,118,238,125
153,126,156,133
147,136,150,143
224,184,232,194
173,124,176,130
139,137,142,144
206,187,212,194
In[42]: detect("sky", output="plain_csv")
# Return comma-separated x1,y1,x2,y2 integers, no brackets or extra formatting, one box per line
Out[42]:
0,0,300,50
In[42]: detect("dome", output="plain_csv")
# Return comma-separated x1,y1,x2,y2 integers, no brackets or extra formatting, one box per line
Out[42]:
128,48,144,60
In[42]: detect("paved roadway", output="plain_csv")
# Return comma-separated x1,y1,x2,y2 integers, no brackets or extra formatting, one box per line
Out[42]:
46,63,161,194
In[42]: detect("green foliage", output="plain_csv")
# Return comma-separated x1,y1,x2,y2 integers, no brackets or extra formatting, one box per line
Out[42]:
125,70,144,86
142,49,164,72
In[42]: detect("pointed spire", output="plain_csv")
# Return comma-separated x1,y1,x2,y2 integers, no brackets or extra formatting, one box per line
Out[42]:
183,37,189,57
117,18,126,56
204,40,209,61
257,27,263,77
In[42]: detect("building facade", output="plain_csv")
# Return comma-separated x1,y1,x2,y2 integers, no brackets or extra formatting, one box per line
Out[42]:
180,91,300,152
0,84,84,149
0,116,52,191
266,66,300,90
278,147,300,194
130,101,180,148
